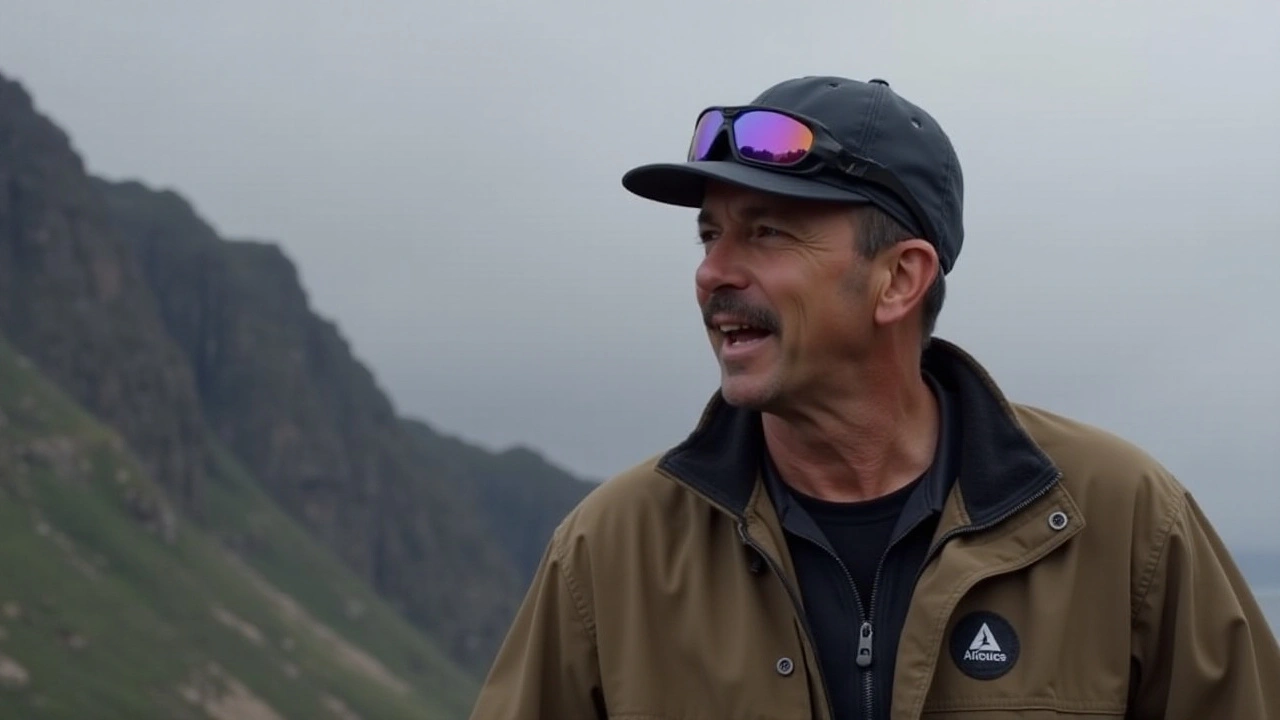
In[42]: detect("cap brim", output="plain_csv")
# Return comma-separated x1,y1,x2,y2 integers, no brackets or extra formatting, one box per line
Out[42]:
621,160,875,208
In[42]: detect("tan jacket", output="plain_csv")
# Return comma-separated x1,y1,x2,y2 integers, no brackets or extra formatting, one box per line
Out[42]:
470,340,1280,719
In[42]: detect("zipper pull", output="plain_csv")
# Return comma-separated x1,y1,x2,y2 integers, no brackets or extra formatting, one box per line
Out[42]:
856,622,873,667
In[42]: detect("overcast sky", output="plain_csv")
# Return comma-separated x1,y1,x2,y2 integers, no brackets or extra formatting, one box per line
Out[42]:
1,0,1277,549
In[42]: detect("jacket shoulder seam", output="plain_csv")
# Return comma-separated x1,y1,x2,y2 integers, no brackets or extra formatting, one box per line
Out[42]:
1130,486,1187,621
550,523,598,643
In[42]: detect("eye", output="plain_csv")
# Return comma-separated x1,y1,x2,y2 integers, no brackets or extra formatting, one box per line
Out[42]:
697,229,720,245
754,224,788,240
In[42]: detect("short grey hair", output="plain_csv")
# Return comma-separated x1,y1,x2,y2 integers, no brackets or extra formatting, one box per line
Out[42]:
850,206,946,347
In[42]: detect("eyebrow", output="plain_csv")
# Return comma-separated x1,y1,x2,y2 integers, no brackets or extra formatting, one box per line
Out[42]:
697,204,790,226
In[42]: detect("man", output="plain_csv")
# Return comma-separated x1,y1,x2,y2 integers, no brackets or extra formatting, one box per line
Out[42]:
469,75,1280,719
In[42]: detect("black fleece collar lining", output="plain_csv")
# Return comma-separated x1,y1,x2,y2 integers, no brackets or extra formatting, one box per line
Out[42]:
656,338,1061,528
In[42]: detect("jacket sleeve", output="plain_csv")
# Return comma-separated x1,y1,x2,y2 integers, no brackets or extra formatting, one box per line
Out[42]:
469,525,604,720
1129,490,1280,719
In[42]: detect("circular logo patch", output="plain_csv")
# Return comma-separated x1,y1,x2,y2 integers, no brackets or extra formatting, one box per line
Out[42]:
949,611,1019,680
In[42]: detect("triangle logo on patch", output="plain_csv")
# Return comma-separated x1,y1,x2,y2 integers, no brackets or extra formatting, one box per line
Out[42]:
969,623,1002,652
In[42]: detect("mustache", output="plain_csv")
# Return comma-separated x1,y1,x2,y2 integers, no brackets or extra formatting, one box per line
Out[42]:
701,292,780,334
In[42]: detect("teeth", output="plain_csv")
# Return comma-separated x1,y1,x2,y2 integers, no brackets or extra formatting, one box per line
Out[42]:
718,324,750,333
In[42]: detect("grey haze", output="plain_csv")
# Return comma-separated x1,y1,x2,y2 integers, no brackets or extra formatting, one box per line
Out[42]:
0,0,1277,549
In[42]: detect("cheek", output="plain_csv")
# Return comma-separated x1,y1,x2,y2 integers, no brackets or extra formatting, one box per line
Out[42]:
836,263,875,312
787,275,871,344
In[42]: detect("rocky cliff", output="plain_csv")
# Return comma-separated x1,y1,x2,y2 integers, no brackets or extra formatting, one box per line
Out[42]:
402,419,597,586
0,69,594,679
0,75,211,510
94,180,535,669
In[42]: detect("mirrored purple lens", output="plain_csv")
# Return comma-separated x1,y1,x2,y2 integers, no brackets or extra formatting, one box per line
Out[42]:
688,110,724,161
733,111,814,166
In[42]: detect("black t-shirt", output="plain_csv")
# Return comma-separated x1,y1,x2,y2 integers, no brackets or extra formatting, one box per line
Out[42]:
789,475,924,606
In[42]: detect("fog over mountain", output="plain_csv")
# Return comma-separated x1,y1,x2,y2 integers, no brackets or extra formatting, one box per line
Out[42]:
1,0,1276,550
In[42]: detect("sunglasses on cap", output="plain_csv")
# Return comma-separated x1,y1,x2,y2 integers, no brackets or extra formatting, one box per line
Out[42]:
687,105,938,246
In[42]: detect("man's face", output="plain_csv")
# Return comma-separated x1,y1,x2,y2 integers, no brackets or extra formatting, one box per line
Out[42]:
695,181,878,411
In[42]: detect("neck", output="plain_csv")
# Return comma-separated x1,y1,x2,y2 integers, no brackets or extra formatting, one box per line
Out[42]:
762,347,939,503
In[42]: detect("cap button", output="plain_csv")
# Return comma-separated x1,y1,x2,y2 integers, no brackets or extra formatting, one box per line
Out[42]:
869,78,890,86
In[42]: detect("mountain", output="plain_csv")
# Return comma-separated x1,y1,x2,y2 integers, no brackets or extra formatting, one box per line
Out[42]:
0,336,477,719
400,419,597,586
0,74,209,511
91,178,531,672
0,67,595,715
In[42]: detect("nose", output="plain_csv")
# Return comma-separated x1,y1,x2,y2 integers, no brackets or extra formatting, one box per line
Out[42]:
695,236,749,299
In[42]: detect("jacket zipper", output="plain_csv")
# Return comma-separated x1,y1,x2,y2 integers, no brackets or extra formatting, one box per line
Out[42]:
736,521,839,720
813,534,883,720
747,519,889,720
861,554,889,720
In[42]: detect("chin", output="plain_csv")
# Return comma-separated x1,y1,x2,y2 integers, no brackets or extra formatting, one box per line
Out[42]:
718,375,780,410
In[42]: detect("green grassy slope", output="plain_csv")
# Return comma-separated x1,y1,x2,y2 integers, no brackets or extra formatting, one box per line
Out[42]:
0,338,476,719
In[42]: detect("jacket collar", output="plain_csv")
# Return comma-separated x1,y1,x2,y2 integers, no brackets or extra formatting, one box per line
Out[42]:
655,338,1062,529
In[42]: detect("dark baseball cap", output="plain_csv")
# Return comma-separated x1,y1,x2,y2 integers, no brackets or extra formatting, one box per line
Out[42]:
621,76,965,274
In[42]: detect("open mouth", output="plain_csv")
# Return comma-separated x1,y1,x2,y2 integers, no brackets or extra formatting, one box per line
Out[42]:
717,323,773,346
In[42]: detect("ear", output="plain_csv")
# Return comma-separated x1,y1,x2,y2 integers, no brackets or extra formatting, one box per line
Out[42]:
873,240,939,328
